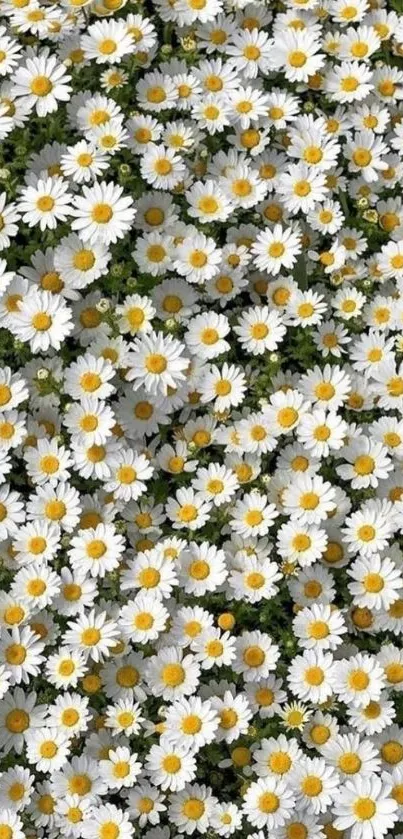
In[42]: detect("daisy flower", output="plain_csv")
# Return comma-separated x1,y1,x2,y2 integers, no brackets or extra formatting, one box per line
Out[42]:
251,224,302,275
71,180,135,245
242,777,295,830
233,631,280,682
81,20,135,64
332,776,398,839
12,51,71,117
333,653,386,708
63,609,119,662
145,742,197,792
17,177,73,231
11,289,73,352
145,646,201,701
126,331,189,396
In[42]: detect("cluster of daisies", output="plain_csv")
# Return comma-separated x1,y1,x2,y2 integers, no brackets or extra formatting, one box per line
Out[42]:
3,0,403,837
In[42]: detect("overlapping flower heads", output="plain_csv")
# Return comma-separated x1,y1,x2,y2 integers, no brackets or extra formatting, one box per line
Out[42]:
1,0,403,837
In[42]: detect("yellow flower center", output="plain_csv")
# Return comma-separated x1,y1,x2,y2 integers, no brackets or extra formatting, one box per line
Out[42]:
36,195,56,217
40,740,58,759
259,792,279,813
73,249,96,272
363,572,384,593
27,578,46,596
348,669,369,691
145,353,167,374
178,504,197,523
92,203,113,224
99,38,117,55
388,377,403,397
287,824,308,839
310,724,330,745
309,620,329,639
300,492,319,510
41,271,63,292
304,146,323,164
59,660,75,677
385,662,403,684
189,560,209,580
341,76,359,91
269,242,285,258
183,799,205,820
182,714,202,735
31,75,53,96
302,776,323,797
138,567,160,589
353,798,376,820
353,148,372,167
80,372,102,392
198,196,219,214
381,741,403,764
100,823,119,839
162,663,185,687
354,455,375,476
338,752,362,774
305,665,324,685
5,643,26,666
269,751,291,774
27,536,47,555
246,572,265,590
357,525,375,543
3,605,25,625
81,628,101,646
215,379,231,396
86,539,107,559
243,645,265,667
63,583,82,602
245,510,263,526
288,50,307,67
278,407,298,427
6,709,29,733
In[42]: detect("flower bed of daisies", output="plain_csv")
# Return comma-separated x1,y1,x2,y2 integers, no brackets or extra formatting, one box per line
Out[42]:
3,0,403,838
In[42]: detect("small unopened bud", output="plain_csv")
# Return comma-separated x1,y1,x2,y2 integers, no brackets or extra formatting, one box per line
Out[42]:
111,263,124,278
181,35,196,51
165,318,178,331
114,519,127,534
37,368,49,381
363,209,378,223
96,298,110,313
303,100,315,112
